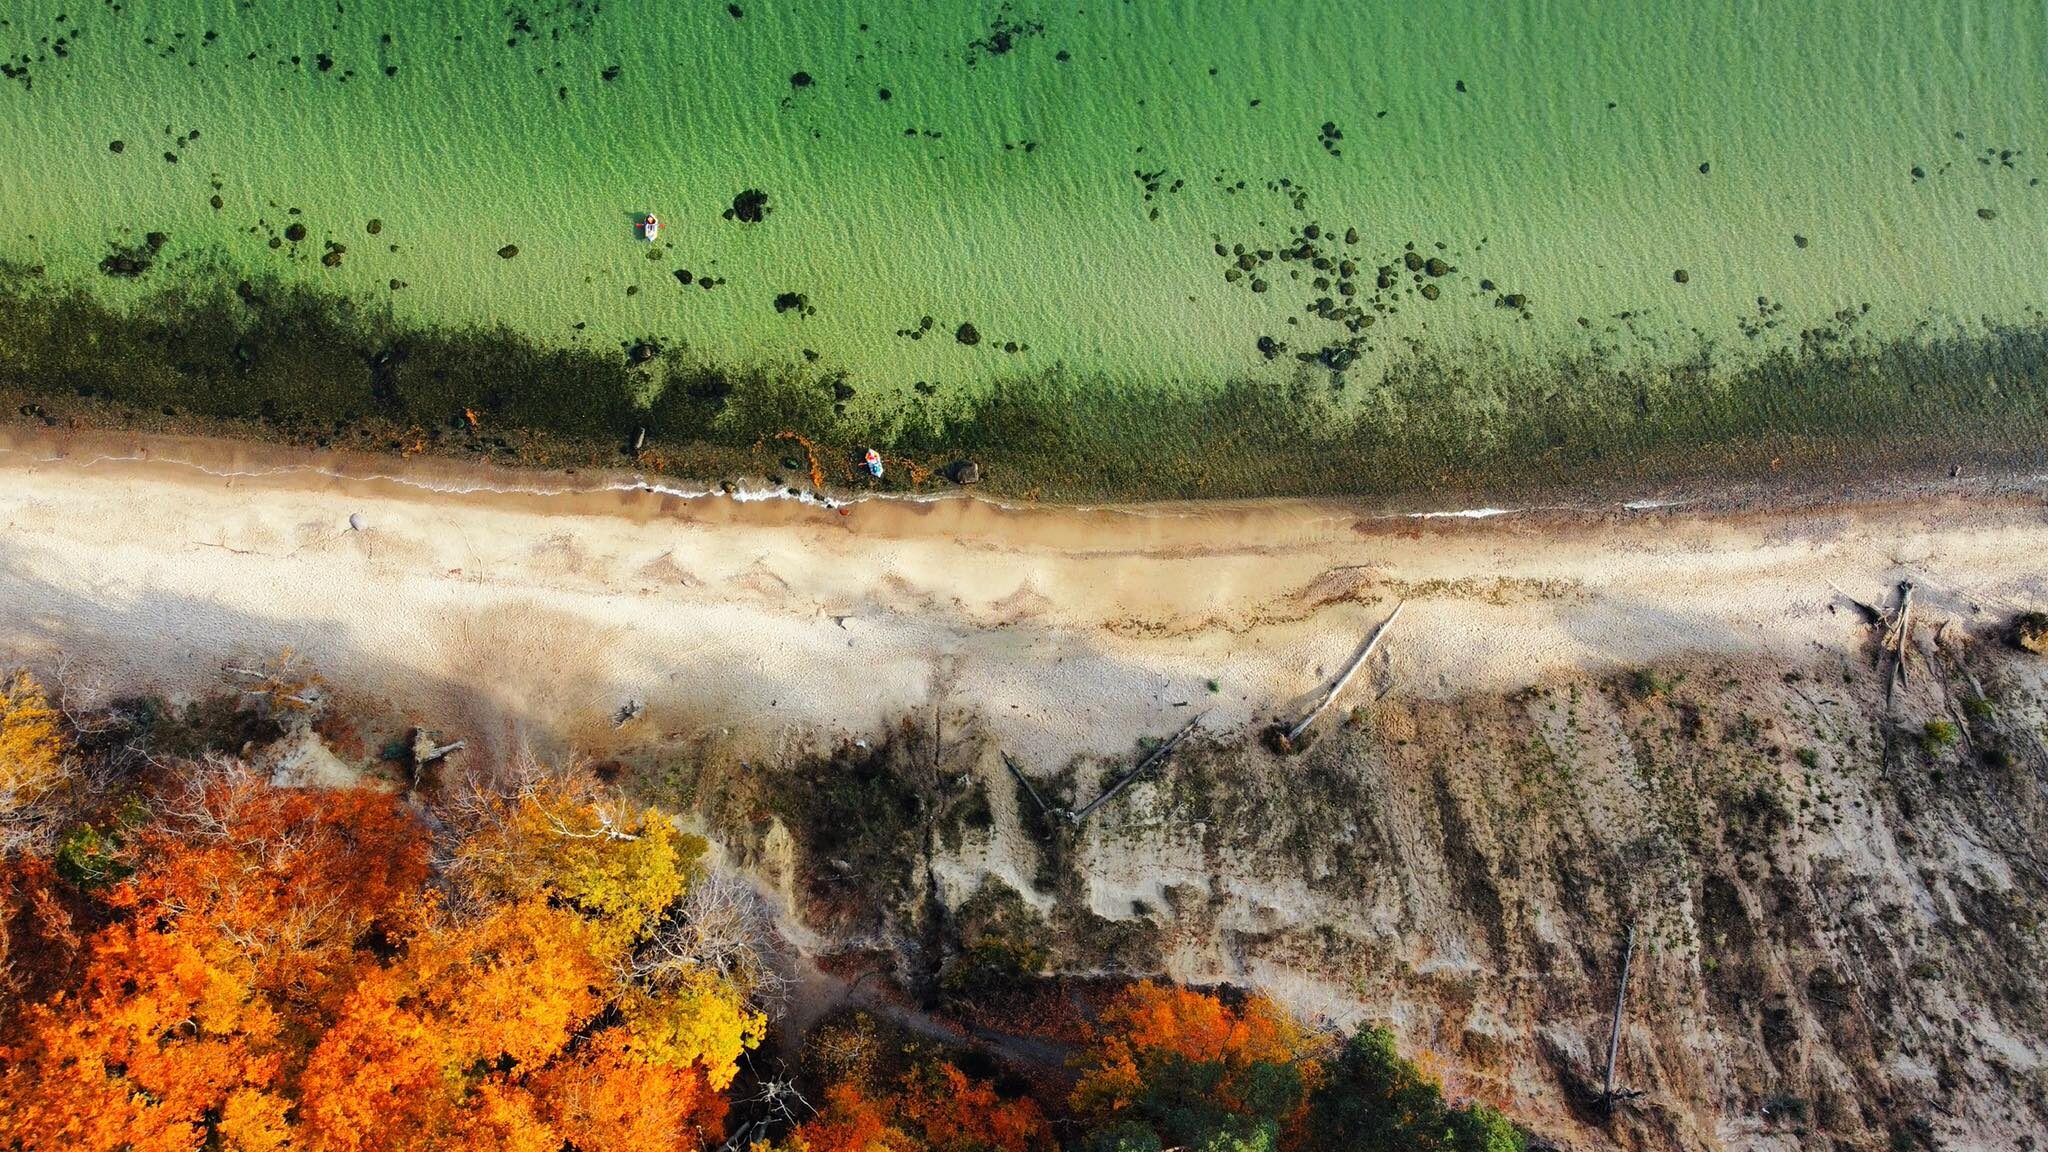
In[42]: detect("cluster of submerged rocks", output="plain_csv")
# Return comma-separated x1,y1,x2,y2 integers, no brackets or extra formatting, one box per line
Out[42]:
99,231,171,278
1211,220,1530,374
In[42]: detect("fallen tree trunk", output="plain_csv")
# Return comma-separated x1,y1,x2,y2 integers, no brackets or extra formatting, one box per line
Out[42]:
1268,601,1405,754
1069,713,1206,826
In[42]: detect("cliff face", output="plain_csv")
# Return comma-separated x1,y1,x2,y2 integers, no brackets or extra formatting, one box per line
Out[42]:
698,631,2048,1151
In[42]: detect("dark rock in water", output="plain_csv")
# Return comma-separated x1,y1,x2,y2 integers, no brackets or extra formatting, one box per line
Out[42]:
1977,207,1998,220
1424,256,1450,276
1420,282,1440,300
99,244,155,278
209,194,224,210
920,315,934,330
498,244,520,259
1501,293,1527,309
1250,278,1268,293
1698,161,1710,174
627,341,659,366
728,3,743,17
625,285,639,296
145,232,170,251
1344,227,1358,245
674,268,694,285
109,139,124,153
389,278,405,290
321,249,343,267
1303,223,1320,240
878,87,892,100
1479,278,1495,291
284,223,307,243
1455,79,1467,92
832,380,856,401
366,218,383,235
947,459,981,484
1673,268,1689,284
163,152,179,164
725,188,771,223
955,322,981,346
1256,335,1283,359
1403,251,1424,272
1055,49,1070,62
601,64,622,82
773,291,810,314
1911,165,1925,179
1793,234,1808,248
790,70,812,88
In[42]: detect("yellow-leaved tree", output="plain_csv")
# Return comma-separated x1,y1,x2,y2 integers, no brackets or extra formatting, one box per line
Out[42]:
1,671,68,839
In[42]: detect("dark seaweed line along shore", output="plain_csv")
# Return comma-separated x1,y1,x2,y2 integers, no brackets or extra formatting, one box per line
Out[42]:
4,261,2047,505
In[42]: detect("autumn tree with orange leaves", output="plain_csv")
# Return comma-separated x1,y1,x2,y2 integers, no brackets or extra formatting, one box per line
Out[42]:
0,748,766,1152
774,1058,1052,1152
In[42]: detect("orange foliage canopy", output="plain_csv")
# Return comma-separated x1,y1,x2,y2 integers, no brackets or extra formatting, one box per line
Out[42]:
781,1062,1051,1152
1070,980,1317,1118
0,765,758,1152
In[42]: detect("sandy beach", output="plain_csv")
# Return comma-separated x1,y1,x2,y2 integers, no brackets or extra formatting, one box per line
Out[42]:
5,425,2044,768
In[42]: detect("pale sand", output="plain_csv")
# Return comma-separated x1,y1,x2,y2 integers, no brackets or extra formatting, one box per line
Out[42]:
4,426,2045,767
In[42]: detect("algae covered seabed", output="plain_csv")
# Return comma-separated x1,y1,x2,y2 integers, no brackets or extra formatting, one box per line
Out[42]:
2,0,2046,501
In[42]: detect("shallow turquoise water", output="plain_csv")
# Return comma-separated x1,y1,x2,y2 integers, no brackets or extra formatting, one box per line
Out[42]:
3,0,2045,412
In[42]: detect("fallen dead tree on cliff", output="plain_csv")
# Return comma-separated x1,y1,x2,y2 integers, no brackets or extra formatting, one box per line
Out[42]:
1266,601,1404,754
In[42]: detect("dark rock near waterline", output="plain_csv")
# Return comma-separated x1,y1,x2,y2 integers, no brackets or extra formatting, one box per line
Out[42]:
831,380,855,402
284,223,308,243
498,244,520,259
955,322,981,346
98,231,171,278
725,189,771,224
947,460,981,485
626,341,659,366
1256,335,1283,360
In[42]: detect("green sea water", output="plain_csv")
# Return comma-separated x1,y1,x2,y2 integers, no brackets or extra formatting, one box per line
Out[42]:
2,1,2046,494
